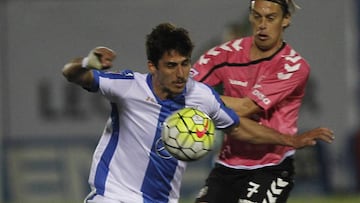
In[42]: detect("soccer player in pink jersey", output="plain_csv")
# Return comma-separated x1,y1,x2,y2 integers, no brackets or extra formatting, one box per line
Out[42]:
192,0,320,202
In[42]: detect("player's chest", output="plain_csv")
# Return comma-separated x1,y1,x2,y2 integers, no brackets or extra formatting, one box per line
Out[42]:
221,63,272,91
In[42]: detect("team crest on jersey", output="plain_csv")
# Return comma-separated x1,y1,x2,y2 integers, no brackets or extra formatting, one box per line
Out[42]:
155,137,172,159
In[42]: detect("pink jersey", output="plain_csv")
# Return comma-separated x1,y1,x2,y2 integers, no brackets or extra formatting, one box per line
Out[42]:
191,36,310,169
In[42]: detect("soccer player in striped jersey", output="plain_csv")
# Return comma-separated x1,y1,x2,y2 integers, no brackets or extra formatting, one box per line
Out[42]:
191,0,326,203
62,22,333,203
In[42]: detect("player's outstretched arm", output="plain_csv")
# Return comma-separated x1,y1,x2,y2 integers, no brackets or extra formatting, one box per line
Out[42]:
221,96,262,117
226,117,334,149
62,47,116,88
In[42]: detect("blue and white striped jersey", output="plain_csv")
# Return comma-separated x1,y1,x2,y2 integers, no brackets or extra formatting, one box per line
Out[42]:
86,69,239,203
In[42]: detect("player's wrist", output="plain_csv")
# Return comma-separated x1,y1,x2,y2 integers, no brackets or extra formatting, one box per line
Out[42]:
81,57,90,68
82,50,103,69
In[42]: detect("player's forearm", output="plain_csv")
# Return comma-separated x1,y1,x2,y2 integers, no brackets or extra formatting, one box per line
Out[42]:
62,58,93,88
62,58,83,81
227,117,334,149
227,117,294,146
221,96,260,117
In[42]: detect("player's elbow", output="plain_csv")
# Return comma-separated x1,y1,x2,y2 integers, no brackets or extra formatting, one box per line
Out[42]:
62,63,79,83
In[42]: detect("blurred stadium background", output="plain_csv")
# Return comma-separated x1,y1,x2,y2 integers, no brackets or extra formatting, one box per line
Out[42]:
0,0,359,202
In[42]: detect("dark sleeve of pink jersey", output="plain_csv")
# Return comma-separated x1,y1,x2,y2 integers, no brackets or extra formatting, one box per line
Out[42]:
247,57,310,111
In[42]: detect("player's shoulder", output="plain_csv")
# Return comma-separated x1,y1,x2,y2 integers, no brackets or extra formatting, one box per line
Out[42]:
185,79,222,108
271,45,310,80
222,36,252,54
191,36,250,78
96,69,136,79
187,78,214,93
281,44,308,60
203,36,250,57
117,69,137,78
278,44,310,68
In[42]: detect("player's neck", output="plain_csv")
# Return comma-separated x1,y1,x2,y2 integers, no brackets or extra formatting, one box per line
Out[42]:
250,41,284,61
152,84,176,100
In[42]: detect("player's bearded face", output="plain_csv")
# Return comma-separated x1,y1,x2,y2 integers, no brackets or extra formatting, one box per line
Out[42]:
149,50,191,99
249,0,290,51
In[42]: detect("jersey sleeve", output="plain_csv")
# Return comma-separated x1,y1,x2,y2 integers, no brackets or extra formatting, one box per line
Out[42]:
248,55,310,110
210,89,240,129
194,82,240,129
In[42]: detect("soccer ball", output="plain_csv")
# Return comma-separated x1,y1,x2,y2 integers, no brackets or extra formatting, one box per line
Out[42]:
161,107,215,161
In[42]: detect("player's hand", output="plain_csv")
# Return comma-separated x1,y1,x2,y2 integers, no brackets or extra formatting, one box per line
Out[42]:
291,127,334,149
84,46,116,70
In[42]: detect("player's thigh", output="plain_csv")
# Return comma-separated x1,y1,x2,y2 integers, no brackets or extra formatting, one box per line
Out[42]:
195,182,239,203
195,166,245,203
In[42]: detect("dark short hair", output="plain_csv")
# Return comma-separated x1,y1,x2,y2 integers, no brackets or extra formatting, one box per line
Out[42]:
146,23,194,67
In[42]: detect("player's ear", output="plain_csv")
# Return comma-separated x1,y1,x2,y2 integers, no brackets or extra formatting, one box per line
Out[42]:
148,60,157,74
248,12,254,23
282,14,291,28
